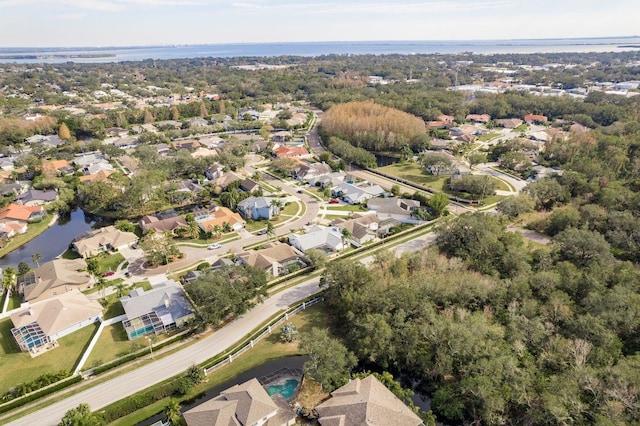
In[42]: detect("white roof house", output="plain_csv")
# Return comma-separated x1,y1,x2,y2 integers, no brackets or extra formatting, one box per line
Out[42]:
288,226,344,253
332,182,385,205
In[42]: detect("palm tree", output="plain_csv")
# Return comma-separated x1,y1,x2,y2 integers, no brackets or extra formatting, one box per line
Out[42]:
3,266,15,294
222,221,232,233
31,252,43,268
270,199,283,217
213,224,223,240
266,221,276,241
164,399,182,425
114,282,131,298
186,220,201,240
341,228,352,252
95,277,108,298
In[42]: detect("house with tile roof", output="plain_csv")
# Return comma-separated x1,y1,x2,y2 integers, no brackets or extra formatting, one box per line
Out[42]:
367,198,421,223
196,206,245,233
139,214,188,235
72,225,138,258
10,289,103,355
0,220,27,239
315,375,423,426
330,214,380,246
273,145,309,159
524,114,549,124
20,258,93,303
465,113,491,124
294,162,332,182
79,169,114,183
183,378,295,426
0,203,46,222
120,280,194,340
237,242,303,277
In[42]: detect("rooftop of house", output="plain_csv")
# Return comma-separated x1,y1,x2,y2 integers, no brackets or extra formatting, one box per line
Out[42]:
316,375,423,426
11,289,102,336
0,203,44,222
73,225,138,256
139,214,188,233
16,189,58,204
120,280,193,322
183,378,279,426
22,258,91,302
237,242,300,271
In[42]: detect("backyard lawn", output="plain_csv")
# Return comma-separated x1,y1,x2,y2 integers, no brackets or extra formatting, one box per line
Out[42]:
0,319,97,395
94,253,126,275
84,323,147,369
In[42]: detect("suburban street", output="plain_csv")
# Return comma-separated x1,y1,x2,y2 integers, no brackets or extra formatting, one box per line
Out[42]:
5,278,322,426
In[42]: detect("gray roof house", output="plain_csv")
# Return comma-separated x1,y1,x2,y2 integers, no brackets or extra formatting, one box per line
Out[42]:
288,226,344,253
367,198,422,223
295,162,332,182
120,280,194,340
332,182,385,205
16,189,58,206
183,378,295,426
237,197,278,220
316,375,423,426
330,214,380,246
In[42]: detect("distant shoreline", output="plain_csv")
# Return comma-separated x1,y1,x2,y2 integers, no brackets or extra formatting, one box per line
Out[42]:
0,54,115,60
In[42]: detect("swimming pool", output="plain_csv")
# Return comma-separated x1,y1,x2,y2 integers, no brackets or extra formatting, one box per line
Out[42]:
266,378,300,399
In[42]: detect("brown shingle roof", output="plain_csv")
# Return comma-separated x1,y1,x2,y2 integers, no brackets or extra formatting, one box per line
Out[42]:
22,258,92,302
316,375,423,426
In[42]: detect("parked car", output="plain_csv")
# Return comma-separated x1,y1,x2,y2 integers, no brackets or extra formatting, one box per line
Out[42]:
257,228,267,235
329,199,339,204
297,189,304,193
131,243,139,249
208,243,222,250
101,270,115,277
124,271,131,277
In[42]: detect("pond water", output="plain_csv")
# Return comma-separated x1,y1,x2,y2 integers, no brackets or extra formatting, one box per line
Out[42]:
137,355,308,426
0,208,96,268
375,153,401,167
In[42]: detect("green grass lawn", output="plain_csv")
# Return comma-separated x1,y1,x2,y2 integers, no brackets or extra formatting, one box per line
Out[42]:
379,163,449,189
106,303,329,426
0,319,97,395
85,323,147,369
478,132,501,142
0,218,52,259
7,295,22,310
325,204,368,212
280,202,300,216
94,253,126,275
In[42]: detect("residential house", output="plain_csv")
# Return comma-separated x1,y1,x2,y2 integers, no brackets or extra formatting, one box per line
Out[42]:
332,182,385,205
183,378,295,426
139,214,188,235
270,131,292,143
112,136,138,149
198,136,225,150
273,145,309,159
294,162,332,182
156,120,183,130
10,289,103,354
16,189,58,206
172,140,201,151
167,180,205,203
79,169,114,183
187,117,209,128
27,135,64,148
524,114,548,124
308,171,346,189
237,197,279,220
195,206,245,233
240,178,261,193
73,153,108,168
0,203,46,222
288,226,344,253
426,120,447,129
367,198,422,223
204,163,224,181
495,118,523,129
20,258,93,303
84,162,115,176
330,214,380,246
42,159,73,176
120,280,194,340
0,157,15,170
191,147,219,159
0,181,29,196
438,114,455,125
237,242,303,277
214,172,242,189
152,143,171,156
0,221,27,239
72,225,138,258
315,375,423,426
465,113,491,124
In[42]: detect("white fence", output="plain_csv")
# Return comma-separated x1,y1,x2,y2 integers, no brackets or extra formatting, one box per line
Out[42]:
204,297,323,375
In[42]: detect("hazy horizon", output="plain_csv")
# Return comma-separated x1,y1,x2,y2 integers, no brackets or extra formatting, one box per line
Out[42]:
0,1,639,48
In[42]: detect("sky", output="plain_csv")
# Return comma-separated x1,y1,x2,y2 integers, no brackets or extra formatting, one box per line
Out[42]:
0,0,638,47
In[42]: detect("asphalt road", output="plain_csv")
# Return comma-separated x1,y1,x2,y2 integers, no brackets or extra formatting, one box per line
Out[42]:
5,278,322,426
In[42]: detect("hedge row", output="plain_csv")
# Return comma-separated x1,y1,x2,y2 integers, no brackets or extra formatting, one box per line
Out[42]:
0,375,83,415
1,370,71,401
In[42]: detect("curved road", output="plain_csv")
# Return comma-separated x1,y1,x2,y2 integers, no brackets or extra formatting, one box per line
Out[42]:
6,278,321,426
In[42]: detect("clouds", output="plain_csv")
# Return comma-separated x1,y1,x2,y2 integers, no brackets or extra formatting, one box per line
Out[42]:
0,0,208,11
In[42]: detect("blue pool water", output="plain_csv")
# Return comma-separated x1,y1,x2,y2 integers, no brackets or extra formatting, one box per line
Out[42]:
266,379,299,399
